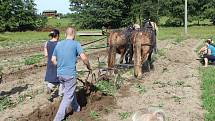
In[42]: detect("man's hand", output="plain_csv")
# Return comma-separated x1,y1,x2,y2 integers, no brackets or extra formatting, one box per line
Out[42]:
80,53,91,72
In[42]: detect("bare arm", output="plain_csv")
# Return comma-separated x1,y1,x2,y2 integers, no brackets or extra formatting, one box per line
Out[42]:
51,56,57,65
199,46,207,53
80,53,91,71
44,42,48,57
208,49,212,55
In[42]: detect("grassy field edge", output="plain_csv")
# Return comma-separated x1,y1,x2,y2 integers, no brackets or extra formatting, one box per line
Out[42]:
200,67,215,121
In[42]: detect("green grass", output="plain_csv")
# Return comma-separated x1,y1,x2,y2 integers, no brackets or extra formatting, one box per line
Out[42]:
200,67,215,121
118,112,132,120
95,80,117,96
0,24,214,49
0,96,14,111
0,31,105,49
134,83,146,94
158,26,215,41
90,111,100,120
47,18,73,28
24,54,44,65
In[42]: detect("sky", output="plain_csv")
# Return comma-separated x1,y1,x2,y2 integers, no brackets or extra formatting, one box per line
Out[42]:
34,0,71,14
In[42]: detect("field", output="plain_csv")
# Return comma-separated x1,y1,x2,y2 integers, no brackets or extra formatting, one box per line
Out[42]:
0,24,215,121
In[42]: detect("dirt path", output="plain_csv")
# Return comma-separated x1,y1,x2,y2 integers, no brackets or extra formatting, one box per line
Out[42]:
103,39,204,121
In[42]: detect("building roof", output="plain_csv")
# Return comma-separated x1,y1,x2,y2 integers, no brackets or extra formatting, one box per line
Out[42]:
42,10,57,13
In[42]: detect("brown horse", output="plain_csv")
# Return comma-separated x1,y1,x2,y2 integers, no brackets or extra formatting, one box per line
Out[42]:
107,29,134,68
107,23,157,70
133,29,156,74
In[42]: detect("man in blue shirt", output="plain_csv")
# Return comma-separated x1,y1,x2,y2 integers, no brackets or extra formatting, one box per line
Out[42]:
52,27,91,121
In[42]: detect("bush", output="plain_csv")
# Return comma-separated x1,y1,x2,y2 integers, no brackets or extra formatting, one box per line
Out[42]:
165,18,183,27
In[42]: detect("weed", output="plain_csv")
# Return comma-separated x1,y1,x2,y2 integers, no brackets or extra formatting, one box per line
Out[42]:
90,111,100,119
95,80,117,96
77,70,86,77
153,80,166,88
17,93,33,104
114,74,124,89
175,81,185,86
98,61,106,68
24,54,44,65
104,107,113,114
174,36,186,43
153,80,162,84
0,96,14,111
171,96,183,103
157,48,167,57
118,112,132,120
129,68,134,76
134,83,146,94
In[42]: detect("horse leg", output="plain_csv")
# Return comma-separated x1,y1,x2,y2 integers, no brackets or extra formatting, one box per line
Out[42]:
148,51,154,70
108,46,116,68
129,47,134,64
119,49,126,64
125,50,129,64
142,53,150,72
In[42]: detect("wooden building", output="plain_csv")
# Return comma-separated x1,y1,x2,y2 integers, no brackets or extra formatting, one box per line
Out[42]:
42,10,57,17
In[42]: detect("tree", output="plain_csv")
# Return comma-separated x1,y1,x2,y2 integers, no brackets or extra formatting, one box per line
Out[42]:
70,0,132,29
203,0,215,25
0,0,47,32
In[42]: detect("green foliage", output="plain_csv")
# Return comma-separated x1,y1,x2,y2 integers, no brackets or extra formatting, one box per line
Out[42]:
118,112,132,120
134,83,146,94
24,54,44,65
70,0,129,29
171,95,183,103
69,0,215,28
104,107,113,114
201,67,215,121
0,35,9,42
95,80,117,96
47,18,73,28
0,96,14,111
0,0,47,32
175,81,185,86
90,111,100,119
157,48,167,57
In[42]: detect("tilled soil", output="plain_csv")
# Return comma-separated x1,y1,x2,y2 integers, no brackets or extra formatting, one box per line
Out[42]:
103,39,204,121
0,44,43,58
0,39,204,121
0,48,110,121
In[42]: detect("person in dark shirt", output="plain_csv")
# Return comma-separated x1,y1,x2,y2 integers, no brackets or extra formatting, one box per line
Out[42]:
44,29,62,101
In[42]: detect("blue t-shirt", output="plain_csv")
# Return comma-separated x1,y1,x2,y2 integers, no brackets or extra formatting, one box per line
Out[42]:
208,44,215,56
52,39,84,77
